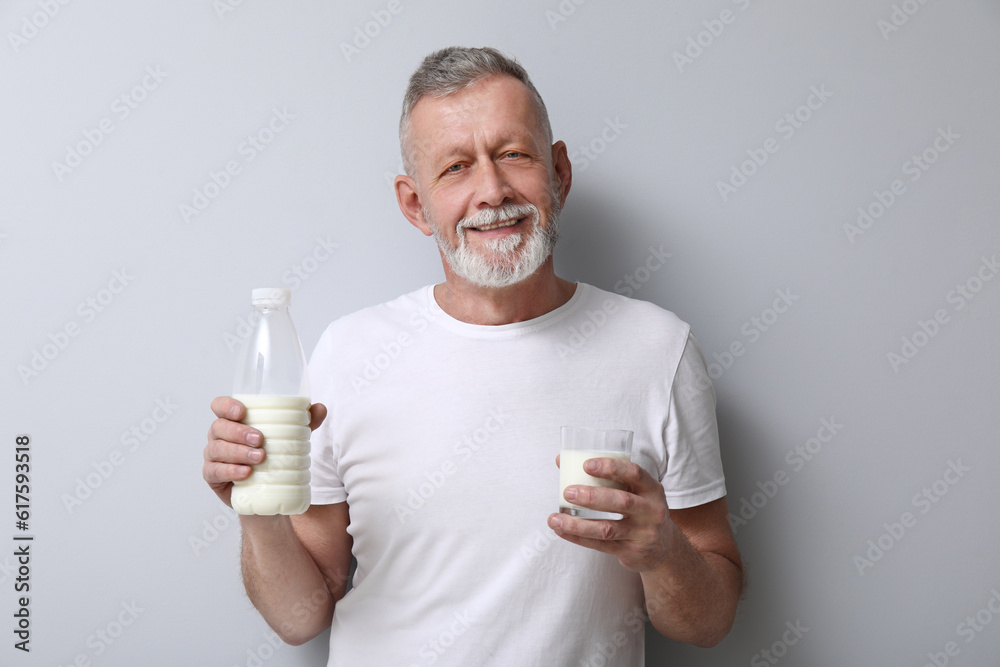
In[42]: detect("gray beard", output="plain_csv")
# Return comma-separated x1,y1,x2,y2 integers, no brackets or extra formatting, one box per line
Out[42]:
427,197,561,289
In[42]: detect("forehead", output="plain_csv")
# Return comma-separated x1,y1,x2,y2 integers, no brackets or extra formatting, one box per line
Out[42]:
408,75,544,156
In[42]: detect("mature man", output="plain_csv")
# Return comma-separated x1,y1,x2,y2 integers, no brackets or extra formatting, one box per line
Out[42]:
204,46,742,665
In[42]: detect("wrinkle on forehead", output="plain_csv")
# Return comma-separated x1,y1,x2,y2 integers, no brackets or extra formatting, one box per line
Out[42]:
408,75,549,164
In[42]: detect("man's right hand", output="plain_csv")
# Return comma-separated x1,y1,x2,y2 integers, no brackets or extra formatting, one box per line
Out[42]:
202,396,327,507
204,397,346,646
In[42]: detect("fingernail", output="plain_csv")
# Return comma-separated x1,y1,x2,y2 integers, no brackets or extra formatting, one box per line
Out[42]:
248,449,263,463
550,515,564,530
246,432,261,446
564,487,578,500
584,459,599,472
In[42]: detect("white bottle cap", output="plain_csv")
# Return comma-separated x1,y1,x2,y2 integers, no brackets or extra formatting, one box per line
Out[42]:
252,288,291,307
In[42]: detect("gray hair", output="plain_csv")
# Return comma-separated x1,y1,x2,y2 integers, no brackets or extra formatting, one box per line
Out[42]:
399,46,553,176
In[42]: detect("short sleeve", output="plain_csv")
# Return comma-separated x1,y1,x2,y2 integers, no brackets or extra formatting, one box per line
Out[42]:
661,332,727,509
307,325,347,505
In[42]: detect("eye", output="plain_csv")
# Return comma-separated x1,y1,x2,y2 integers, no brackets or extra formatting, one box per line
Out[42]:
444,163,463,174
505,151,523,159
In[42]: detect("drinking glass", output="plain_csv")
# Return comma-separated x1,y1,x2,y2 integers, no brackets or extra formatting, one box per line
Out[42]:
559,427,633,520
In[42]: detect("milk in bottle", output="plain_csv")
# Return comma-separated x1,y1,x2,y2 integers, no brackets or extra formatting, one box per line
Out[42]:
231,288,311,515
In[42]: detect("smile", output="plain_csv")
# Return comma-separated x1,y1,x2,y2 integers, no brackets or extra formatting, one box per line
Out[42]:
471,218,522,232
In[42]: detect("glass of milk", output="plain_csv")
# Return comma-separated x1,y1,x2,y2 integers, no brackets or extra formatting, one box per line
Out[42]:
559,427,633,520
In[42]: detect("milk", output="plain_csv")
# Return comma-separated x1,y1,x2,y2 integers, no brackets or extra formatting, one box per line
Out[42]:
559,449,630,515
231,394,311,515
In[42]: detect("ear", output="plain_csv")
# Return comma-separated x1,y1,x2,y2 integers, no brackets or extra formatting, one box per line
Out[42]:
551,140,572,207
395,174,433,236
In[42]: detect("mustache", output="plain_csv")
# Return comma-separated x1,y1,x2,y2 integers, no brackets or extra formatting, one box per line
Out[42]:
458,203,538,230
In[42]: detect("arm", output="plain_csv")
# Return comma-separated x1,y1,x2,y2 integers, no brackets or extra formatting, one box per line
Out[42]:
203,397,354,645
548,458,743,647
241,504,353,645
637,499,742,646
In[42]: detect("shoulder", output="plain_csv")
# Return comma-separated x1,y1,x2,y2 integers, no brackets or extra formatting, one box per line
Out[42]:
313,285,435,354
577,283,691,347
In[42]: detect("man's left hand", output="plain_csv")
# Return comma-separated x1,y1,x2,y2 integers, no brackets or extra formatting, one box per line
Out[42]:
548,456,677,573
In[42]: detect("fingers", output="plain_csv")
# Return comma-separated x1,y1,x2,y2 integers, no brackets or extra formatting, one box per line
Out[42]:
208,414,261,447
202,435,261,491
550,460,673,572
582,457,657,495
557,460,667,527
203,423,263,486
309,402,327,431
563,484,648,521
203,427,260,506
211,396,325,438
202,459,252,486
204,396,324,508
211,395,246,421
548,511,669,572
547,511,631,563
207,396,261,448
204,396,265,499
205,434,264,466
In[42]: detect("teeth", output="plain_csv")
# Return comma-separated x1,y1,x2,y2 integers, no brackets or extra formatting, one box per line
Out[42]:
473,218,519,231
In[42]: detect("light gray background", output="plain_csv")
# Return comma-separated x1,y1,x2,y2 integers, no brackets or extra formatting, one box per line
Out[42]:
3,1,998,665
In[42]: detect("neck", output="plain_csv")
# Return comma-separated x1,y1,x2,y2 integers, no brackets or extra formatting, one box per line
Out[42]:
433,257,577,325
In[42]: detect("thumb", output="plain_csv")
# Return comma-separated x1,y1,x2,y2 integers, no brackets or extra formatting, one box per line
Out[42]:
309,402,327,431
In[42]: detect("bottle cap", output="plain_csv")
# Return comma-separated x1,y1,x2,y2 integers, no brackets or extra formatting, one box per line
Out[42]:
252,288,291,308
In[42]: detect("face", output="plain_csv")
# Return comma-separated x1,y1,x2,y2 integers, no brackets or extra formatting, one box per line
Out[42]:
399,75,570,288
422,182,562,289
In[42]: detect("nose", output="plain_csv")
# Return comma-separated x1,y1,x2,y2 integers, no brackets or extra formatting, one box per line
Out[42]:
473,159,513,209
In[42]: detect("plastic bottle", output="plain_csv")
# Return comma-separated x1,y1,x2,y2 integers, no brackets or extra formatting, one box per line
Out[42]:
231,288,311,515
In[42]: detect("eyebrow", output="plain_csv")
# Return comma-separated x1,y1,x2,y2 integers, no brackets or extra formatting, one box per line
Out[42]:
432,133,541,161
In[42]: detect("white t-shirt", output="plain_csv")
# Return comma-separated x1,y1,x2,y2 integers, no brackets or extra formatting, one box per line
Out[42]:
307,282,726,667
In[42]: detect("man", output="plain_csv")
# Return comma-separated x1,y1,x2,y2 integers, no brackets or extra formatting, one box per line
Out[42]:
203,46,742,665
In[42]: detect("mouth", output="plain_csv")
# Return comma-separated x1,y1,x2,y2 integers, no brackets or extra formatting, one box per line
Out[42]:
469,217,524,232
